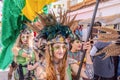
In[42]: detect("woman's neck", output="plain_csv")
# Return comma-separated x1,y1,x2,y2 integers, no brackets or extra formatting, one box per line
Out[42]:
22,44,29,49
53,57,61,65
71,48,77,53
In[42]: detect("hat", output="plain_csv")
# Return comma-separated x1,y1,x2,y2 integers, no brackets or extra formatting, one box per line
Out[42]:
26,11,77,44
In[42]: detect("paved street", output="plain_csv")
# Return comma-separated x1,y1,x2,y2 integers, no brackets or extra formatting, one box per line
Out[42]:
0,68,14,80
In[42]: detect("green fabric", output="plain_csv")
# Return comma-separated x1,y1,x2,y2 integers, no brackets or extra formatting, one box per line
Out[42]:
0,0,26,69
0,30,2,53
15,51,35,79
16,52,35,65
67,65,72,80
14,67,28,79
18,49,24,56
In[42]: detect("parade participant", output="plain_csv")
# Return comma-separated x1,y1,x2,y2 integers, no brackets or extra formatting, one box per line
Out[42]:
90,27,118,80
27,37,47,79
90,41,115,80
27,13,94,80
33,37,47,62
68,35,94,80
68,35,83,62
12,28,35,80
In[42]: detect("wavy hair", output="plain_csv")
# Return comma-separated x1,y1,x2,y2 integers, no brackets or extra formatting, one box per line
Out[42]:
45,44,67,80
16,28,32,48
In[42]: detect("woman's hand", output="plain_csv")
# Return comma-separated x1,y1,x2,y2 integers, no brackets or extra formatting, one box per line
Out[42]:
26,54,32,61
83,42,93,64
27,65,34,70
83,42,91,53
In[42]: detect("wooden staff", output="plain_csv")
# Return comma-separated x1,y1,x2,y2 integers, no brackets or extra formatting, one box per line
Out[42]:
75,0,100,80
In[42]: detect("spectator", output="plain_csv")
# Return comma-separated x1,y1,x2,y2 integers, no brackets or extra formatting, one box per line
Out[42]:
90,41,115,80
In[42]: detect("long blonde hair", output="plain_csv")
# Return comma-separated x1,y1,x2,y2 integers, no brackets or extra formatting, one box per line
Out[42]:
45,44,67,80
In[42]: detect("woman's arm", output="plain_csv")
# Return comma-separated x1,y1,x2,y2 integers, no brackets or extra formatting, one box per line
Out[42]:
27,62,39,70
71,42,94,79
27,62,46,79
71,63,93,79
84,42,93,64
12,46,31,58
70,63,88,78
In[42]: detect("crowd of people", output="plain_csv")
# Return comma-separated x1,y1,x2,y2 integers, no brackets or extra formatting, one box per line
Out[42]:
7,12,120,80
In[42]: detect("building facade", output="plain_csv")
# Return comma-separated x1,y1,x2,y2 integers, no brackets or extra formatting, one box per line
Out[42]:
67,0,120,30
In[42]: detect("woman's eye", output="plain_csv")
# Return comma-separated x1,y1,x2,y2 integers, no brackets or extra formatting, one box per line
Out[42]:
27,36,29,38
53,46,60,51
63,45,66,49
55,46,60,49
22,36,25,38
76,41,80,43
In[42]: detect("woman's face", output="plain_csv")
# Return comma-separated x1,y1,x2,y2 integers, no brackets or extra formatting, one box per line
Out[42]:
71,40,82,51
53,43,67,60
39,38,46,47
20,33,29,44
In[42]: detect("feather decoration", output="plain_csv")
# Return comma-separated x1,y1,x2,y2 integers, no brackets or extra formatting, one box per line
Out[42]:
92,27,119,41
26,10,77,36
93,27,118,34
92,33,120,41
68,14,78,27
26,10,77,41
95,43,120,58
93,27,120,58
25,22,40,33
37,13,57,26
36,13,46,26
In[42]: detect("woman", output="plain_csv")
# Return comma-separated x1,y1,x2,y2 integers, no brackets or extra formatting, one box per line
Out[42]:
31,37,47,79
33,37,47,61
27,13,94,80
28,35,93,80
12,28,36,80
68,36,92,80
68,36,83,62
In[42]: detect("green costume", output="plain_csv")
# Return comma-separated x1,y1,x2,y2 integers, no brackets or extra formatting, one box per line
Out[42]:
14,47,35,80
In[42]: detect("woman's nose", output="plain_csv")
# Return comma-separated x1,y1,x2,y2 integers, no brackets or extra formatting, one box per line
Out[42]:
59,47,64,53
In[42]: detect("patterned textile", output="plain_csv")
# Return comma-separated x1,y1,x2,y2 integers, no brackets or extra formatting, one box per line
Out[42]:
14,48,35,80
68,51,83,62
84,64,94,79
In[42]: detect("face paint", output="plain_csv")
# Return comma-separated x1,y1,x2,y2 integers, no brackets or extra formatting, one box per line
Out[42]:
75,40,81,43
52,43,67,60
21,34,29,44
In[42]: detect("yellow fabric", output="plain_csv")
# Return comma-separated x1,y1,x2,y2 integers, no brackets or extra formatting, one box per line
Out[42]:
83,58,86,62
22,0,56,21
77,58,86,65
